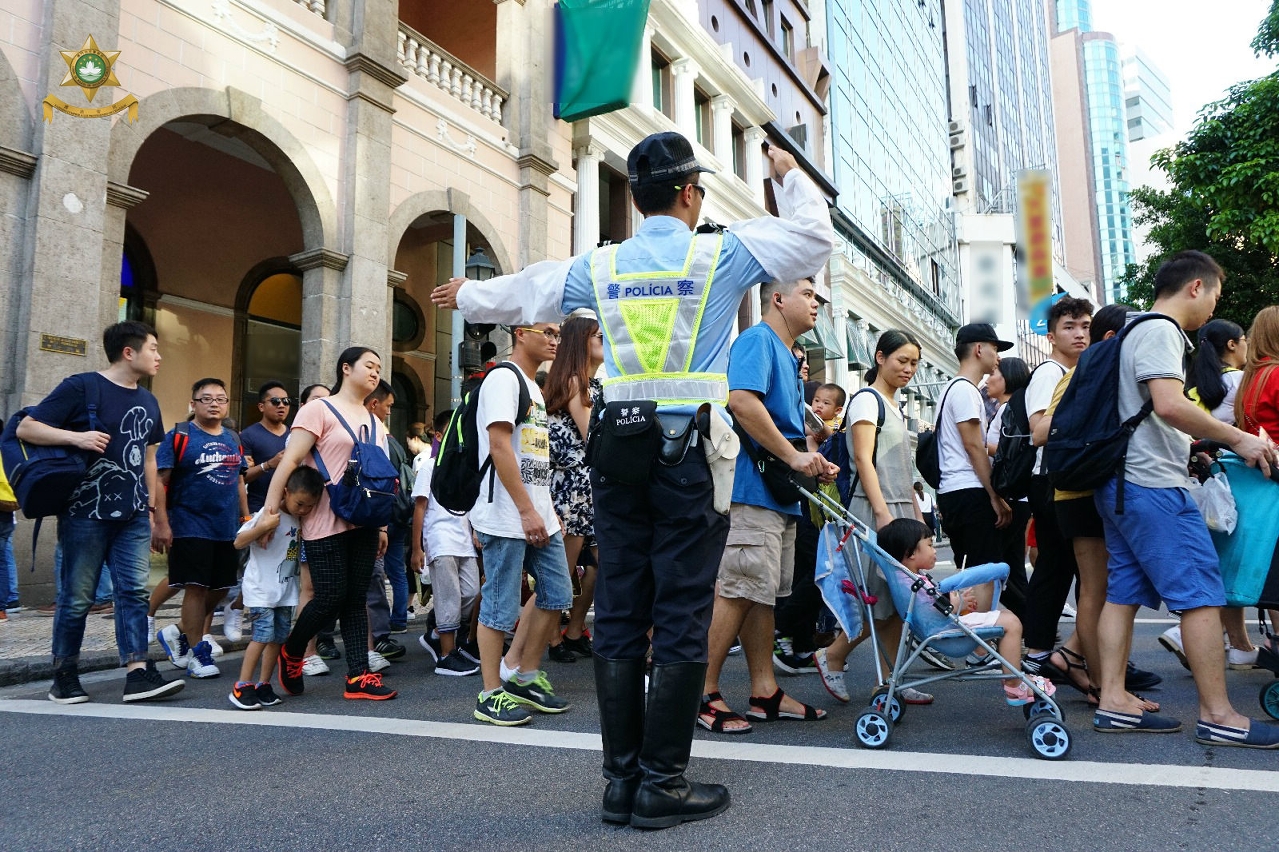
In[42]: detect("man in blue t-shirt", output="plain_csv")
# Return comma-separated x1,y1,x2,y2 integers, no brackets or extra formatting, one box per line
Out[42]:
241,380,291,513
700,279,837,733
154,378,248,680
19,321,184,704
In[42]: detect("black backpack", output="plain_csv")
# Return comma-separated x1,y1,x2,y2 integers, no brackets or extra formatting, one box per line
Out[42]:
387,435,416,527
916,378,971,489
990,361,1062,501
431,362,532,515
1042,313,1176,513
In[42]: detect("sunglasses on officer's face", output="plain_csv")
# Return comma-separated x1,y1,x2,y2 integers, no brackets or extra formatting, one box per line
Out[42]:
674,183,707,201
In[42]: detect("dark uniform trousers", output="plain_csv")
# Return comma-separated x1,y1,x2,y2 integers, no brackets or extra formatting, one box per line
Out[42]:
591,450,729,665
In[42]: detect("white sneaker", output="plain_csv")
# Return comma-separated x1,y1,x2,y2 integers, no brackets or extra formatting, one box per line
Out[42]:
367,649,391,673
1226,644,1260,670
302,655,331,676
186,640,221,679
1158,624,1191,671
1061,602,1078,619
147,615,156,645
202,634,224,657
814,648,849,703
157,624,190,669
222,608,243,642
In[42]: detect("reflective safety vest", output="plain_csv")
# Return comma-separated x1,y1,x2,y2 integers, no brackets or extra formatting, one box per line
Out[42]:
590,233,727,406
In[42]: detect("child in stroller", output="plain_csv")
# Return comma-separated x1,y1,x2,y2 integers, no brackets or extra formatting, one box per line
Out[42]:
879,519,1056,706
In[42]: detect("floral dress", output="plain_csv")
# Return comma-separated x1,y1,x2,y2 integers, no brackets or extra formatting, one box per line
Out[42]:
549,377,601,538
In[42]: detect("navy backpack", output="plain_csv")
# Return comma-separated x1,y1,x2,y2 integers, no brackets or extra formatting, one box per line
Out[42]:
309,400,400,528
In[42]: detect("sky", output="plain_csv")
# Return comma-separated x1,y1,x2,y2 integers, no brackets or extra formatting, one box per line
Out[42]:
1092,0,1277,141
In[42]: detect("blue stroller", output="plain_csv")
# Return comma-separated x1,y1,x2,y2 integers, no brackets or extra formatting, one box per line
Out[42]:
805,485,1073,760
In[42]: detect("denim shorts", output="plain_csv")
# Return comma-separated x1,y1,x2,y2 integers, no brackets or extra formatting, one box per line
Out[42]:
476,531,572,633
1095,479,1226,611
247,606,293,645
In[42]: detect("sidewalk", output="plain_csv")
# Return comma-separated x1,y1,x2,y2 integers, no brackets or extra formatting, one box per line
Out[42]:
0,561,254,687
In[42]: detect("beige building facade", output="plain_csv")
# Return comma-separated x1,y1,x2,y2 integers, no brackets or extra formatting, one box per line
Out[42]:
1,0,579,596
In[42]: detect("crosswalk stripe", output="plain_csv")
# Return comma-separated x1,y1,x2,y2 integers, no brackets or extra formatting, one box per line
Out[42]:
2,698,1277,793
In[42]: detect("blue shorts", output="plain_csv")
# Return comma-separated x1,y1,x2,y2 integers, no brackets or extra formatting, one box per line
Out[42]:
247,606,292,645
475,531,572,633
1095,479,1226,611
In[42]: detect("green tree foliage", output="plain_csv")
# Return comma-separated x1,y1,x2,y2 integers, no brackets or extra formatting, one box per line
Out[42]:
1119,4,1279,330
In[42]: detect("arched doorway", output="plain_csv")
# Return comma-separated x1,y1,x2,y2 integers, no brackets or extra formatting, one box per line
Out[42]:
123,118,308,422
237,264,303,427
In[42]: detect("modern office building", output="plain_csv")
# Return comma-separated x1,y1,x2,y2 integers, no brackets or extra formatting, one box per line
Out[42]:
1123,48,1173,142
1050,0,1136,304
822,0,962,424
942,0,1074,360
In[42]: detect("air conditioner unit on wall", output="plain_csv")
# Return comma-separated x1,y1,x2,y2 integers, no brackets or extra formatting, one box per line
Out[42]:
949,132,966,150
948,119,965,135
952,177,969,195
952,165,967,179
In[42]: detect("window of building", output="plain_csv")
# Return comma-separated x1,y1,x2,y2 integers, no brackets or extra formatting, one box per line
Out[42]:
243,272,302,426
745,0,758,17
392,293,426,351
652,51,673,119
780,16,794,59
694,88,713,150
761,0,775,37
600,165,632,245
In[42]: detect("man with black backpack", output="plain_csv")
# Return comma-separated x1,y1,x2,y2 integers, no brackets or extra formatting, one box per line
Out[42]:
16,321,184,704
363,381,411,665
1086,251,1279,746
934,324,1013,573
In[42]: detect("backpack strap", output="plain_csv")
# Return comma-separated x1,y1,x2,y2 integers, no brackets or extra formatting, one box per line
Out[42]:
846,387,886,500
172,422,190,464
83,373,102,433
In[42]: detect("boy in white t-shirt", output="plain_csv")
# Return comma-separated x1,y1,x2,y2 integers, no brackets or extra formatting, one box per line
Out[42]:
228,467,323,710
410,434,482,678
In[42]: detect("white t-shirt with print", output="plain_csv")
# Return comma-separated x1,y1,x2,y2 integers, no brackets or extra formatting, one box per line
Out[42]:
411,458,477,560
1024,358,1068,475
937,378,986,494
469,365,561,539
237,509,301,608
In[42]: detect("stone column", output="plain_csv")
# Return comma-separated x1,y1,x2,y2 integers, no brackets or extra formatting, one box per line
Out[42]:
290,248,350,387
573,143,603,254
710,95,733,165
743,125,768,207
671,58,699,140
630,24,655,113
496,0,558,266
329,0,405,356
13,0,123,407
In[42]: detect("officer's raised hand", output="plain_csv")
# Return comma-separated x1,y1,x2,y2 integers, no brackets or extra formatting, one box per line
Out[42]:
431,277,465,310
766,145,799,183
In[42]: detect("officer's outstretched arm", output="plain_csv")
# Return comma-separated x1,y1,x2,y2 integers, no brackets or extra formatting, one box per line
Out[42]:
728,169,834,283
430,256,580,326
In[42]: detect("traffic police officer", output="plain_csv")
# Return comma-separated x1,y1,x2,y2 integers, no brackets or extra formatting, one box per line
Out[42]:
432,131,833,829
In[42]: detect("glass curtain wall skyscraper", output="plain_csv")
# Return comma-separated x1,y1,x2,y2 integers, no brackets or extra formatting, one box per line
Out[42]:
1054,0,1136,303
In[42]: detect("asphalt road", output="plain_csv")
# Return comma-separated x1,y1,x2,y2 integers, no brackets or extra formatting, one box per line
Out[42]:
3,614,1279,851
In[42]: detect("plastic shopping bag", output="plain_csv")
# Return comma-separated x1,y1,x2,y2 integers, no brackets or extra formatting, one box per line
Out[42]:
1191,465,1238,534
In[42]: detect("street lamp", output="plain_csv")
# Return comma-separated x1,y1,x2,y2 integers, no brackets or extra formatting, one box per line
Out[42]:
453,247,499,402
465,247,496,282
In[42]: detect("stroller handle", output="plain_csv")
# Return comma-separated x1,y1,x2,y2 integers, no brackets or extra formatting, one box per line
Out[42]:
937,562,1009,594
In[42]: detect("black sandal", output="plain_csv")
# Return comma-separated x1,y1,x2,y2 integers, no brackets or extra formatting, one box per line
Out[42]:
744,687,826,722
698,691,753,734
1030,647,1092,696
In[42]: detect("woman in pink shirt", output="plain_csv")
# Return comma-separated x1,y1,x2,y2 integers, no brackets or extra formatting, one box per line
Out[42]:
264,347,396,701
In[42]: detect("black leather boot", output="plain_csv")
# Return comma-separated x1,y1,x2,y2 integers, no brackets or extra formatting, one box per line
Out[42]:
630,660,731,830
595,655,646,823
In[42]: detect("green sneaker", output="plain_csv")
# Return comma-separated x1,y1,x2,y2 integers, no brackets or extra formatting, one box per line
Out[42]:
504,671,570,714
474,689,533,726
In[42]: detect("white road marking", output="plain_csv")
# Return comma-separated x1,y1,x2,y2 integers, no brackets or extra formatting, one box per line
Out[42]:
3,698,1277,793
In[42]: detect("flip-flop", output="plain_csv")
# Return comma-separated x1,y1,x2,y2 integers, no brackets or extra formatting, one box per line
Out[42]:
697,691,753,735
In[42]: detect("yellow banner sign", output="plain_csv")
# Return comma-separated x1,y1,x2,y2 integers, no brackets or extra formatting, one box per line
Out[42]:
42,93,138,123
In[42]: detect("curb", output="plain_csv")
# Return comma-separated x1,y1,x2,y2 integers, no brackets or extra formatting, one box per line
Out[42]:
0,639,255,688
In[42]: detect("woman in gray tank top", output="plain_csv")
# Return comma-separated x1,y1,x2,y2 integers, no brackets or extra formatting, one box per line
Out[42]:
815,330,931,705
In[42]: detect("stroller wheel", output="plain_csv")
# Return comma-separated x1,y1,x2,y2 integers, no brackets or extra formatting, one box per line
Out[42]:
870,686,906,723
1260,681,1279,721
1026,714,1072,760
1022,698,1064,723
854,709,893,749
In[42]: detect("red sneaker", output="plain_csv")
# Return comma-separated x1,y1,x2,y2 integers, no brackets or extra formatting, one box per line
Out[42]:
277,647,306,696
344,671,397,700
